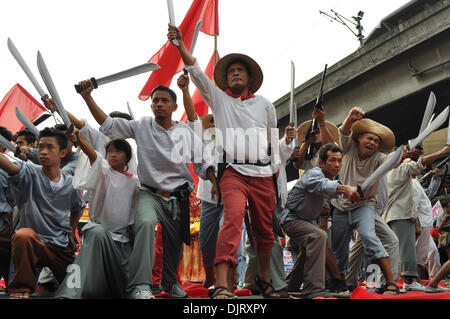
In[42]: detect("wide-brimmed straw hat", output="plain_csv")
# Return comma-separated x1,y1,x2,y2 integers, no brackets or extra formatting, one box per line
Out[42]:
297,120,340,146
200,114,214,130
213,53,263,93
351,118,395,152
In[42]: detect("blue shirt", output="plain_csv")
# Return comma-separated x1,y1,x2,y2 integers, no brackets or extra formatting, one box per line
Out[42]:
280,167,340,225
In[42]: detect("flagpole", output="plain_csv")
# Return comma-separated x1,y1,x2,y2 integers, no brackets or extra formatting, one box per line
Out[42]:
214,33,218,65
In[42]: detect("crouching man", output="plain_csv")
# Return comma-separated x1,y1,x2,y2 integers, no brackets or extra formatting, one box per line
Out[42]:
280,143,361,298
0,128,85,299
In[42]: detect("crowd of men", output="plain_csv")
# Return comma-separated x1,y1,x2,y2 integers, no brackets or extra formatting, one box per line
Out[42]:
0,25,449,299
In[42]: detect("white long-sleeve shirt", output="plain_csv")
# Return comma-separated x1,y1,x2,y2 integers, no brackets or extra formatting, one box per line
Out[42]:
73,152,139,242
100,116,214,192
185,60,279,177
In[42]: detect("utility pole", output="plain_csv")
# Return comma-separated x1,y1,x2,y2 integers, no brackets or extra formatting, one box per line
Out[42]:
319,9,365,46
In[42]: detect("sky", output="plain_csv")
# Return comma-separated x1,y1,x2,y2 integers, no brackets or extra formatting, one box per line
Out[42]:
0,0,411,131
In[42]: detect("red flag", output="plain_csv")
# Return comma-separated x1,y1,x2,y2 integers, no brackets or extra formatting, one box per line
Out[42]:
139,0,219,101
0,84,46,134
180,51,219,123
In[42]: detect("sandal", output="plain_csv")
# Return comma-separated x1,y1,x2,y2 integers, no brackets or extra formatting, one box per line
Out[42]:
9,291,31,299
381,282,401,295
255,275,281,298
275,287,289,298
208,286,236,299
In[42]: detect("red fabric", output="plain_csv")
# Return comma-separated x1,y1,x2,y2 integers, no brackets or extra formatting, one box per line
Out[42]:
224,88,255,101
430,228,441,241
180,51,219,123
152,224,163,285
154,281,251,298
350,286,450,299
0,84,46,134
139,0,219,101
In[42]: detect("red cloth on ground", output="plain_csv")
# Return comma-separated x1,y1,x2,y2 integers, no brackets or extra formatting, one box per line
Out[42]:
154,281,253,298
350,287,450,299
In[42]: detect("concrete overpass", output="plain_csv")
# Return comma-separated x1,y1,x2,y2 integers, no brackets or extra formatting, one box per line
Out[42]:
275,0,450,181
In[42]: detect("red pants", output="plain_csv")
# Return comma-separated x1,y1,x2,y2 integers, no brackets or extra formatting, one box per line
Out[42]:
9,228,75,294
215,167,276,267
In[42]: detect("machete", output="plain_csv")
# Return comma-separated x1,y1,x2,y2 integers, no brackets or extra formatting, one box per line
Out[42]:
127,102,135,120
37,51,73,133
0,135,18,154
183,20,202,75
289,61,298,148
357,145,404,198
7,38,49,101
167,0,179,47
15,107,40,138
408,106,449,150
74,62,160,93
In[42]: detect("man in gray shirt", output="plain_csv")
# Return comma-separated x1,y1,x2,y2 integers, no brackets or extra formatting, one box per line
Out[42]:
76,79,217,299
280,143,360,298
0,127,85,299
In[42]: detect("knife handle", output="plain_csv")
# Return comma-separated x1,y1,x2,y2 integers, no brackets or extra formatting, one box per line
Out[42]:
357,186,364,199
74,77,98,93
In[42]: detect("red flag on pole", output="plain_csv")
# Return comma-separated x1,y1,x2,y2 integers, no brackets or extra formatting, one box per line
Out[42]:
0,84,46,134
180,51,219,123
139,0,219,101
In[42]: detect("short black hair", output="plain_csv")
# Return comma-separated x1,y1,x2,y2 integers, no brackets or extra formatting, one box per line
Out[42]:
15,129,36,144
53,124,69,132
105,139,132,164
319,143,343,162
151,85,177,103
109,111,133,121
441,198,450,208
39,127,68,150
0,126,13,142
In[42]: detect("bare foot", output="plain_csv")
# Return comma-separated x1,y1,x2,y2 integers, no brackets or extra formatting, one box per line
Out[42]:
9,292,31,299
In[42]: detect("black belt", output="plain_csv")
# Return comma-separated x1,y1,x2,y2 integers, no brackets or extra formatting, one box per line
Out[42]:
143,183,192,246
217,149,272,182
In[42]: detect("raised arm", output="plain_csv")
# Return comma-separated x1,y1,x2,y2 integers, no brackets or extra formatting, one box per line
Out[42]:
177,74,198,122
75,80,108,126
0,153,20,176
421,145,450,166
69,129,97,165
340,107,365,136
168,26,196,67
313,108,335,144
42,98,86,130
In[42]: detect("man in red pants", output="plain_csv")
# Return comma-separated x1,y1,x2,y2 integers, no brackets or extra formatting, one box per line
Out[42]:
169,26,282,299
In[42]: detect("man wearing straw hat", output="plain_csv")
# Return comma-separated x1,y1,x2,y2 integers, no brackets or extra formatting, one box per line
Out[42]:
294,108,340,171
329,107,405,295
169,26,284,299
